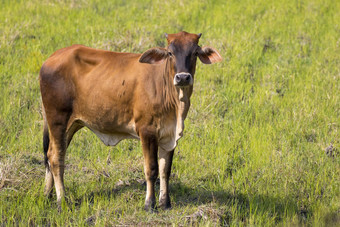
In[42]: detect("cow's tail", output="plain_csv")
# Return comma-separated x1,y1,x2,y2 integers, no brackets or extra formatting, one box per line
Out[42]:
42,104,50,168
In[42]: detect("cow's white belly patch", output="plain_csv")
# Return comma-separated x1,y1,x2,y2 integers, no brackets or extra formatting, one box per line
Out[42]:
91,129,139,146
85,122,139,146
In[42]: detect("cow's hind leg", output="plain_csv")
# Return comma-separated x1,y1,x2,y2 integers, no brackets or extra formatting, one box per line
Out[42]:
42,105,54,197
158,148,174,209
47,125,67,208
43,122,54,196
44,118,81,211
43,110,72,210
140,127,159,211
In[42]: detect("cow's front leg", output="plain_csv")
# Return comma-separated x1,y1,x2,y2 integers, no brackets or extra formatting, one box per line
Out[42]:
140,128,159,211
158,148,174,209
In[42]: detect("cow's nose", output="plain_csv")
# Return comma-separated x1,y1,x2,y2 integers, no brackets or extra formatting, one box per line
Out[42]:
177,73,191,81
174,72,193,86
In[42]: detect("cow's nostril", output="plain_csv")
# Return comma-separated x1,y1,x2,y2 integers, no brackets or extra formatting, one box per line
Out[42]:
175,75,181,83
185,75,190,81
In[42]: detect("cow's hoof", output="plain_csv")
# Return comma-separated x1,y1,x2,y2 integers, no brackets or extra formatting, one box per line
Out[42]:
144,200,156,212
159,200,171,210
159,203,171,210
56,196,69,213
159,195,171,210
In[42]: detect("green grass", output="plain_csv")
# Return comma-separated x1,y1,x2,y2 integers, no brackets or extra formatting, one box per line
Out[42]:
1,0,339,225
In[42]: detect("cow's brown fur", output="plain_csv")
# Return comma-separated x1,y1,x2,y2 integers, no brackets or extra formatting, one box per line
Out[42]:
39,31,221,211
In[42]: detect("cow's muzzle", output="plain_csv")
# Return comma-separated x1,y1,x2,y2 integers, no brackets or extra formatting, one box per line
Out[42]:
173,72,193,87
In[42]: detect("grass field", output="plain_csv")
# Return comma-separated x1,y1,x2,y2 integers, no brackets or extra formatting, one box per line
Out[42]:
0,0,339,225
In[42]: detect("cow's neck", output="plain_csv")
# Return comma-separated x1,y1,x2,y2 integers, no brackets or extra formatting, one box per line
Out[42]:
176,86,192,119
174,86,192,141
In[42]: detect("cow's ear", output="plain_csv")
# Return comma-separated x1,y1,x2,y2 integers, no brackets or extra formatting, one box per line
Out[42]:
139,48,168,64
198,46,222,64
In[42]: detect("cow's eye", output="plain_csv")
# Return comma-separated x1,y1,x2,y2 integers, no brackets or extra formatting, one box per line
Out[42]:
168,52,173,57
194,51,199,56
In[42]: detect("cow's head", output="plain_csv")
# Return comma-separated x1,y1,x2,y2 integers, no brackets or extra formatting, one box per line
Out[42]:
139,31,222,87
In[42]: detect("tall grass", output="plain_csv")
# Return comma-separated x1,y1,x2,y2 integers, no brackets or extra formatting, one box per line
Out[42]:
0,0,339,225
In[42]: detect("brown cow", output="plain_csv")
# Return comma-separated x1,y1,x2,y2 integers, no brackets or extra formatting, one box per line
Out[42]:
39,31,222,211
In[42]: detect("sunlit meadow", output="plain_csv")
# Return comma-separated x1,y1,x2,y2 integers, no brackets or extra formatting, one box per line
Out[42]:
0,0,339,225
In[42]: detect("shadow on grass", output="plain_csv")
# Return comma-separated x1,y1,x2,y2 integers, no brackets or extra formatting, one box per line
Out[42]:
169,182,296,225
73,179,146,207
169,183,339,226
